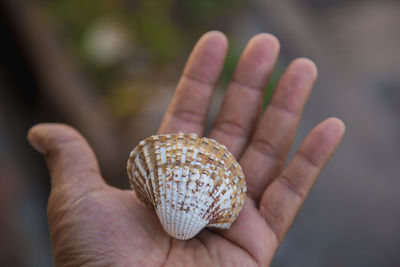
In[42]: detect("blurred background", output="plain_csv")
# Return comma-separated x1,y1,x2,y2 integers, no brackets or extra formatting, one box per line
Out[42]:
0,0,399,266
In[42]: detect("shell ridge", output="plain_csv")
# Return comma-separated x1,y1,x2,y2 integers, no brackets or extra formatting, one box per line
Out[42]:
166,136,176,237
168,135,181,237
134,155,154,206
203,182,229,222
162,135,174,236
179,145,196,239
135,151,153,203
196,139,226,225
158,170,167,230
176,168,188,239
171,134,186,238
150,137,163,207
170,167,180,237
149,137,160,206
128,146,153,208
165,165,173,236
128,175,149,206
182,135,203,238
218,149,245,222
179,136,196,239
205,154,233,222
172,135,183,238
186,172,214,237
141,142,158,206
142,142,157,207
130,175,148,206
207,178,238,224
189,137,225,237
153,136,168,227
176,139,189,239
179,136,195,238
184,138,207,238
175,144,188,238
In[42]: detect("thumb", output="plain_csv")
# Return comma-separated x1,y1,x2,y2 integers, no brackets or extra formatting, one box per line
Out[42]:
27,123,105,192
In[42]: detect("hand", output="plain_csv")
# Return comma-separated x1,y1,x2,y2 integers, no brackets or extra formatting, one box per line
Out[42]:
28,31,345,266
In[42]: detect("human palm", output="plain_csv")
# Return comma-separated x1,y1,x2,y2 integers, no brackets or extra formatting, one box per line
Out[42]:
28,32,345,266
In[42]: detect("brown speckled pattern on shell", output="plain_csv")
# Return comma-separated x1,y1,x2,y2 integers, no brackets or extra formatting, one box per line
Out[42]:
127,133,246,240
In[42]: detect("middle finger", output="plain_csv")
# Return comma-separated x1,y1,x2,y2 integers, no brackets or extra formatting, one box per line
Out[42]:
209,33,280,158
240,58,318,201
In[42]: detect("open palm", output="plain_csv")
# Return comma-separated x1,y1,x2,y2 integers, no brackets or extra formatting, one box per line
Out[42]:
28,32,345,266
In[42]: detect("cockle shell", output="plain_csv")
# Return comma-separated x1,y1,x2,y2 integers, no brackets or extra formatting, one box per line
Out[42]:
127,133,246,240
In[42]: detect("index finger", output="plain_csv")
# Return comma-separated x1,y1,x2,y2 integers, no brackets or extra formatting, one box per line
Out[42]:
158,31,228,135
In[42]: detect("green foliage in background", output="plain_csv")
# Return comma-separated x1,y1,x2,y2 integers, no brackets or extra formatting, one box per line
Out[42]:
45,0,244,66
44,0,246,100
176,0,244,23
43,0,282,116
128,1,183,63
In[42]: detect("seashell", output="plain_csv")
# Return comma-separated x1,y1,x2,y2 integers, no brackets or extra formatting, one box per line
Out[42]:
127,133,246,240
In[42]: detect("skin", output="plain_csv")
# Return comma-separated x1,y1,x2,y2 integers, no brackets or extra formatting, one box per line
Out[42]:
27,31,345,267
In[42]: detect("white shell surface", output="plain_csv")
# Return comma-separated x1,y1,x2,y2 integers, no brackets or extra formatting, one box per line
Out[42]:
127,133,246,240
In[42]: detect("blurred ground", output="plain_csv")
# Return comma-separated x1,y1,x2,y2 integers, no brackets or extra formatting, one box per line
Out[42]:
1,0,399,266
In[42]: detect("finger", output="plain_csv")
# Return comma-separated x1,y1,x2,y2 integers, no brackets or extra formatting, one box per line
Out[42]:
258,118,345,243
209,33,280,157
27,123,104,192
241,58,317,200
158,31,228,135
